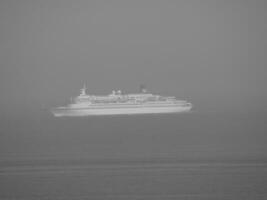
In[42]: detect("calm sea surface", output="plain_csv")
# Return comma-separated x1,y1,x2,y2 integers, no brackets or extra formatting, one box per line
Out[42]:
0,111,267,199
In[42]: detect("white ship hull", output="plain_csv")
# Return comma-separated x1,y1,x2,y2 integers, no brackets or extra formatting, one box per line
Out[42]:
51,105,192,117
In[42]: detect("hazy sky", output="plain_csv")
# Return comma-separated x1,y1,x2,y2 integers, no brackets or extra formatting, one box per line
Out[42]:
0,0,266,116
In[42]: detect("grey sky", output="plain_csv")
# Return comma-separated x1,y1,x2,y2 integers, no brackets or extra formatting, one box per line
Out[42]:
0,0,266,116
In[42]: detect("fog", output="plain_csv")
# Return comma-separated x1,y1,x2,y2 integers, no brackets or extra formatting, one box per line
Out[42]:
0,0,266,117
0,0,267,161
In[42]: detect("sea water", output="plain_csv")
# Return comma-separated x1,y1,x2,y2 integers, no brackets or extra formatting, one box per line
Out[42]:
0,111,267,199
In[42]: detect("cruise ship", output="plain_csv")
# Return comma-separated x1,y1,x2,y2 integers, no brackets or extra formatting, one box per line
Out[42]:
51,85,192,116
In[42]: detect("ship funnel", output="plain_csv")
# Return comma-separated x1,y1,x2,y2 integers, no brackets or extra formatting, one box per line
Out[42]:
140,84,147,93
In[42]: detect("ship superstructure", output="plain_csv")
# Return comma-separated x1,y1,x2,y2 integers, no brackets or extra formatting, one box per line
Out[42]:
51,85,192,116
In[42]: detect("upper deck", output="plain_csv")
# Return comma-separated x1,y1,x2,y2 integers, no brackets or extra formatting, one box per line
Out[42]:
71,85,190,106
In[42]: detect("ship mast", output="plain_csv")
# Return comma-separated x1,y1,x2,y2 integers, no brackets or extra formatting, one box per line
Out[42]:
80,83,87,96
